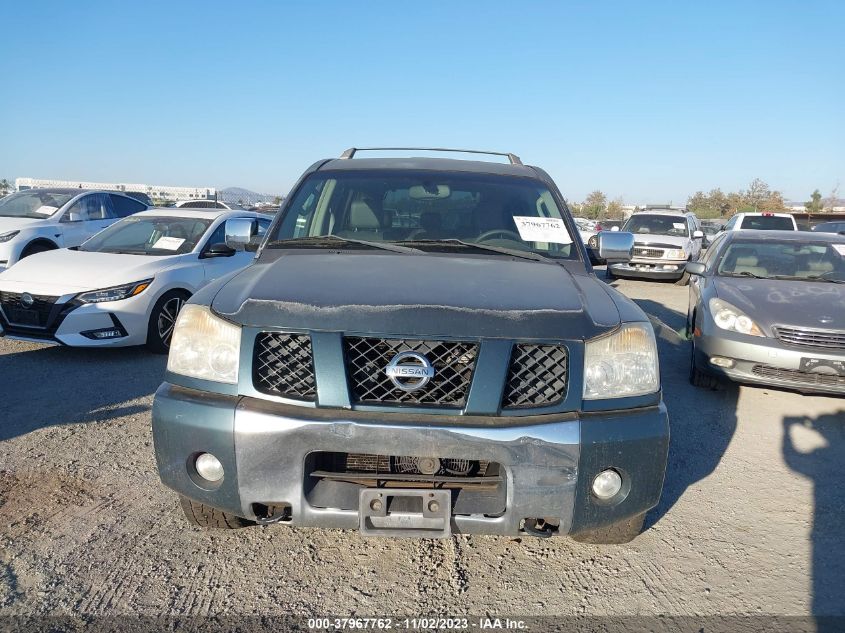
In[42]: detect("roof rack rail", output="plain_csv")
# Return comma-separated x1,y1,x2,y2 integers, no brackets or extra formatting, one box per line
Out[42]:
339,147,523,166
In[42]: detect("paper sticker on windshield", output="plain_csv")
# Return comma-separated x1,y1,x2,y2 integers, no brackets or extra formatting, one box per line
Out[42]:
152,236,185,251
833,244,845,257
672,222,686,230
513,217,572,244
33,205,58,216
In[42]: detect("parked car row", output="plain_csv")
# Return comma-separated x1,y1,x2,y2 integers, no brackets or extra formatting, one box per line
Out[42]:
2,150,843,545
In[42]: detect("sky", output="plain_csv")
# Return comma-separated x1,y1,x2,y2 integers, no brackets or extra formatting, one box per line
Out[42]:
1,1,843,204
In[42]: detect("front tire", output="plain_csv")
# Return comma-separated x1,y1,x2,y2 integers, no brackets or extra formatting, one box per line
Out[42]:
689,338,720,389
20,241,57,259
178,495,252,529
146,290,190,353
571,512,646,544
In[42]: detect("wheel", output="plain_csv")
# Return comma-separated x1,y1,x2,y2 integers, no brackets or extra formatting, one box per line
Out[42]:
20,241,56,259
571,512,646,544
146,290,190,353
178,495,252,529
689,338,720,389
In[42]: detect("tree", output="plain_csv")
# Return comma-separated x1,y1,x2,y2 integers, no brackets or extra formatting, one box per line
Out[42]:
582,190,607,219
805,189,823,214
824,184,840,212
605,198,624,220
0,179,11,196
744,178,771,211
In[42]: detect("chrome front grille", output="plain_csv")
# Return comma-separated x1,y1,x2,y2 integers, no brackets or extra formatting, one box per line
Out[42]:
633,247,664,259
253,332,317,400
344,337,477,407
502,344,568,408
773,326,845,350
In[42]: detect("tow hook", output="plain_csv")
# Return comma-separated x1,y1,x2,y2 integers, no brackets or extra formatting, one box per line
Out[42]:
522,518,555,538
255,505,291,525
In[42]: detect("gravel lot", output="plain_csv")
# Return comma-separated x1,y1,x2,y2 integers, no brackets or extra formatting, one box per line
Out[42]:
1,275,843,620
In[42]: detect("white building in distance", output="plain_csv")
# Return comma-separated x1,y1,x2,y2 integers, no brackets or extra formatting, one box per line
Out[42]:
15,177,215,201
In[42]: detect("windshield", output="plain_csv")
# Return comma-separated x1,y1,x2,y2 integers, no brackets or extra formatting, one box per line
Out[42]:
717,240,845,282
739,215,795,230
0,190,75,219
266,171,578,260
623,214,689,237
80,216,213,255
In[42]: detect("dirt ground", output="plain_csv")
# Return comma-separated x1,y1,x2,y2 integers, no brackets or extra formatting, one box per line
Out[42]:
1,276,843,620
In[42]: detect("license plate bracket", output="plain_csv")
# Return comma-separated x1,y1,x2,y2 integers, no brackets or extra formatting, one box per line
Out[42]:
7,307,39,326
799,357,845,376
359,489,451,538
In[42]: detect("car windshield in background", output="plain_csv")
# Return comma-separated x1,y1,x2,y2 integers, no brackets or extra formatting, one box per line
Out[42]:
267,171,578,260
701,224,722,235
623,215,689,237
812,221,845,234
741,215,794,230
716,239,845,282
0,190,75,218
80,216,213,255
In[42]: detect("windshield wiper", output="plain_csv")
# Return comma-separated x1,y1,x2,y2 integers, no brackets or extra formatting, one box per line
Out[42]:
265,235,422,254
394,239,551,263
794,274,845,284
726,270,767,279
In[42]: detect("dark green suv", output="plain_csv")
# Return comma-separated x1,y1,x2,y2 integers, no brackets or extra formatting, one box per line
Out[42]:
153,148,669,543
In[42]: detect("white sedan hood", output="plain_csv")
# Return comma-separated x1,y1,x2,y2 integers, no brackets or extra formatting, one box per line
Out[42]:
0,216,46,233
0,249,180,294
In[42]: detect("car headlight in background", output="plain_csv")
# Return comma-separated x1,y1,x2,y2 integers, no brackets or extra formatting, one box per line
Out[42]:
664,248,686,259
0,230,20,243
167,304,241,384
709,298,764,336
588,235,598,248
76,279,153,303
584,323,659,400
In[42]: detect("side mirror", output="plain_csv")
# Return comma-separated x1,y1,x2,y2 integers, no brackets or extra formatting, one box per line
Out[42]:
224,218,256,247
685,262,706,276
596,231,634,263
202,242,237,258
244,235,262,252
693,230,704,239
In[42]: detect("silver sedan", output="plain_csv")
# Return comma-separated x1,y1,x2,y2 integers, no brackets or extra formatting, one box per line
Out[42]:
686,230,845,395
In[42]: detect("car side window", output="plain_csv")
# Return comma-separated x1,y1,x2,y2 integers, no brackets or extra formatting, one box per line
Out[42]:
724,215,738,230
205,222,226,247
702,235,727,269
62,194,114,222
109,194,147,218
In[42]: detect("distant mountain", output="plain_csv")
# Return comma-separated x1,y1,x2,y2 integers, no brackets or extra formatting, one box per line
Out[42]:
219,186,283,206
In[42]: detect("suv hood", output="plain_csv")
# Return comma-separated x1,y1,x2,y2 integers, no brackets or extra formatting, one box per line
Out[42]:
212,252,621,339
632,233,688,248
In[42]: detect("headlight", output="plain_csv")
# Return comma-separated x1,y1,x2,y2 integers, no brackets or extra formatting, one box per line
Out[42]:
167,304,241,384
588,235,598,247
76,279,153,303
0,230,20,243
664,248,686,259
584,323,660,400
709,298,764,337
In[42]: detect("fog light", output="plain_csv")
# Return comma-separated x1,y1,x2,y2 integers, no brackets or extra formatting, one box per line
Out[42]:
662,264,677,271
592,469,622,500
710,356,735,368
195,453,224,482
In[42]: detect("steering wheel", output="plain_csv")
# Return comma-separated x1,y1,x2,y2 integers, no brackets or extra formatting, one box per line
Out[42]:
476,229,523,242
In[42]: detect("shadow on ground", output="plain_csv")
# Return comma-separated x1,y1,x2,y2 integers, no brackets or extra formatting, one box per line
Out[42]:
632,299,740,531
782,410,845,619
0,344,166,441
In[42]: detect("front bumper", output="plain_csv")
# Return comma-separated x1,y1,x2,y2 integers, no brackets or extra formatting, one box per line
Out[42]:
153,383,669,537
0,293,150,347
609,261,686,280
695,330,845,395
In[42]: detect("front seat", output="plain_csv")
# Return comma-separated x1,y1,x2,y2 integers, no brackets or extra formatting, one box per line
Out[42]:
336,200,383,239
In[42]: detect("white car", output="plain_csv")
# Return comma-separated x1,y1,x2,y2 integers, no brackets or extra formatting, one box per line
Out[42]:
0,208,271,352
174,199,243,210
0,188,150,272
722,212,798,231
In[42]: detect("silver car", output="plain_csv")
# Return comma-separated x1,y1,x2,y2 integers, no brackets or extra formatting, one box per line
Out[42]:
686,230,845,395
